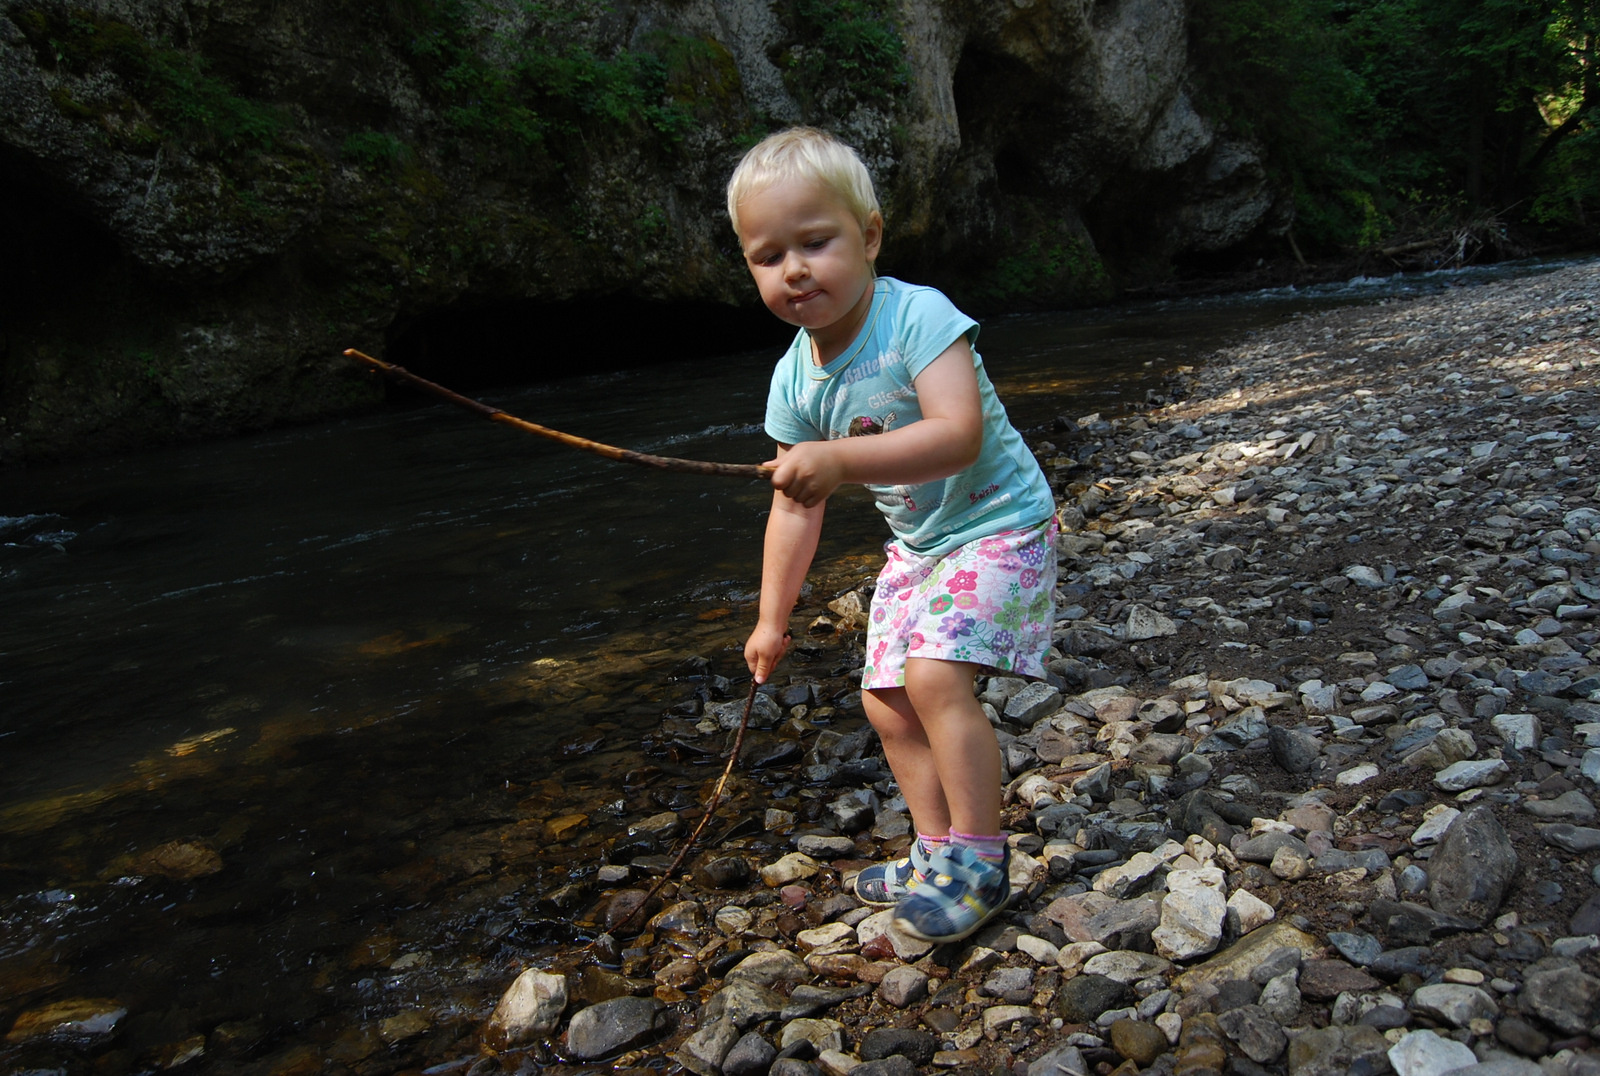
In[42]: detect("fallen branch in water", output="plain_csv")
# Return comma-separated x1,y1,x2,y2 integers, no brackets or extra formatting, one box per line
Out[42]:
346,349,773,479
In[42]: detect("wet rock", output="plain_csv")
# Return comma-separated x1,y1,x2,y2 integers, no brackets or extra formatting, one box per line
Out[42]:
130,839,224,880
485,969,568,1049
565,996,671,1060
678,1018,743,1076
760,853,821,887
696,856,753,889
3,997,127,1044
724,950,810,988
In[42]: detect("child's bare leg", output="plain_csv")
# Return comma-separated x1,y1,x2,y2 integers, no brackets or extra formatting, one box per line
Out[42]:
901,658,1000,836
862,685,951,836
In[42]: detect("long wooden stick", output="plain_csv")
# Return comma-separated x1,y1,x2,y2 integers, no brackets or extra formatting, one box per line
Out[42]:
346,349,773,479
610,679,762,935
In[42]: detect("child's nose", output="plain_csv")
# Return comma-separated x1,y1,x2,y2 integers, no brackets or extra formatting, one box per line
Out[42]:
783,250,807,280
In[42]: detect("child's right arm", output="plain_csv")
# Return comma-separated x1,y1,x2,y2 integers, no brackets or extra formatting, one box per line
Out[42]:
746,443,826,684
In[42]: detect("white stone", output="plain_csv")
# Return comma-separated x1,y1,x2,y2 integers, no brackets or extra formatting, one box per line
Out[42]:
856,909,933,962
1092,851,1164,897
1226,888,1276,935
1057,940,1108,971
1259,971,1301,1023
1082,950,1172,983
759,852,820,886
486,969,568,1048
1385,1029,1476,1076
796,922,855,951
1125,604,1180,640
1410,805,1461,845
1433,758,1510,791
1016,934,1062,965
1345,565,1386,588
1337,763,1381,786
1492,714,1541,751
1166,866,1227,892
1153,883,1227,960
1409,983,1497,1027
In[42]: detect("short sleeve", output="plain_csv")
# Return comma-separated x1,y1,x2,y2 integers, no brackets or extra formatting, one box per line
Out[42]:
764,335,823,445
894,285,979,380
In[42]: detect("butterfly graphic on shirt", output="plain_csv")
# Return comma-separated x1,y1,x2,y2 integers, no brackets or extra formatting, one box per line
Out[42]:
846,412,896,437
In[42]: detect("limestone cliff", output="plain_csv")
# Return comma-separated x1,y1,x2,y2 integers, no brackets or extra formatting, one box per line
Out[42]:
0,0,1286,459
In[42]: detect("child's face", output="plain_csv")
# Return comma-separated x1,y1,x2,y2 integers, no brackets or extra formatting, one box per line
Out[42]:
736,177,882,354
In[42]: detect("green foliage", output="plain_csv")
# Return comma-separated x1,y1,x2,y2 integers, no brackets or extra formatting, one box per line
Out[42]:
1188,0,1599,249
342,130,411,170
977,236,1110,306
1531,125,1600,222
397,0,701,154
12,7,283,154
777,0,910,114
1187,0,1378,250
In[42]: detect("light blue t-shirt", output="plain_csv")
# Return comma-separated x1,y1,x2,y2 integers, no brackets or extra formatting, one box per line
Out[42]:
764,277,1055,557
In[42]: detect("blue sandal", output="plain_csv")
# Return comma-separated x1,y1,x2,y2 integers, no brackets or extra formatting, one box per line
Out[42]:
853,840,933,906
891,843,1012,943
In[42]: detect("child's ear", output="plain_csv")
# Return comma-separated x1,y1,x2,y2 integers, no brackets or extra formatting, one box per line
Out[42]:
863,211,883,262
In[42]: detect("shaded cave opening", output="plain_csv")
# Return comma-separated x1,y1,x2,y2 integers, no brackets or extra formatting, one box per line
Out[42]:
0,147,160,405
382,295,791,395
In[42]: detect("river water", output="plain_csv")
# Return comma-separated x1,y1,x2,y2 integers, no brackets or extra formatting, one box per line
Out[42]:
0,262,1571,1071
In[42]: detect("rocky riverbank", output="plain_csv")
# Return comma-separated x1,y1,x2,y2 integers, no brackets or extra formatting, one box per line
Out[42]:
467,261,1600,1076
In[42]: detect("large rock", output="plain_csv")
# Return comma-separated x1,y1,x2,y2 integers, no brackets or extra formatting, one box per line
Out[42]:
1521,962,1600,1035
1426,805,1518,925
564,997,671,1060
484,970,567,1049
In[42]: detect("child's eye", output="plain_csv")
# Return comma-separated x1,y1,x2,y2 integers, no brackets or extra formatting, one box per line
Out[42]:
805,237,830,250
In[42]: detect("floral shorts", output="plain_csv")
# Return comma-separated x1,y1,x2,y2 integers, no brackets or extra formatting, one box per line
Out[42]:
861,518,1058,691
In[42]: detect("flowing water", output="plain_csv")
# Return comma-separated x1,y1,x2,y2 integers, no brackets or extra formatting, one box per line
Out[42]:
0,261,1575,1071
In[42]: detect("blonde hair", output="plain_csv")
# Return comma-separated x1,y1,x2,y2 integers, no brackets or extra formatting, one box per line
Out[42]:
726,127,881,236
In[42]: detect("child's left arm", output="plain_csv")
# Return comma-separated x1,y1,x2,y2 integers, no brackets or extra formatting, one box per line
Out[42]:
764,338,983,508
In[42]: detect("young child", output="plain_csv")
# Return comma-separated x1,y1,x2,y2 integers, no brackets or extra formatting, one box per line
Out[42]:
728,128,1058,944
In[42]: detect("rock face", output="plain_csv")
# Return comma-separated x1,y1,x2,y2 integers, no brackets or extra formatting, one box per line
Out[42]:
0,0,1282,459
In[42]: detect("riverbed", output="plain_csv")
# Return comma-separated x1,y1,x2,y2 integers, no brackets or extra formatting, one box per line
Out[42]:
0,259,1586,1072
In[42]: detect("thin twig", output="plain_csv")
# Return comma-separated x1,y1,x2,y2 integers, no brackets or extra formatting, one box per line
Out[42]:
611,679,761,934
346,349,774,479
